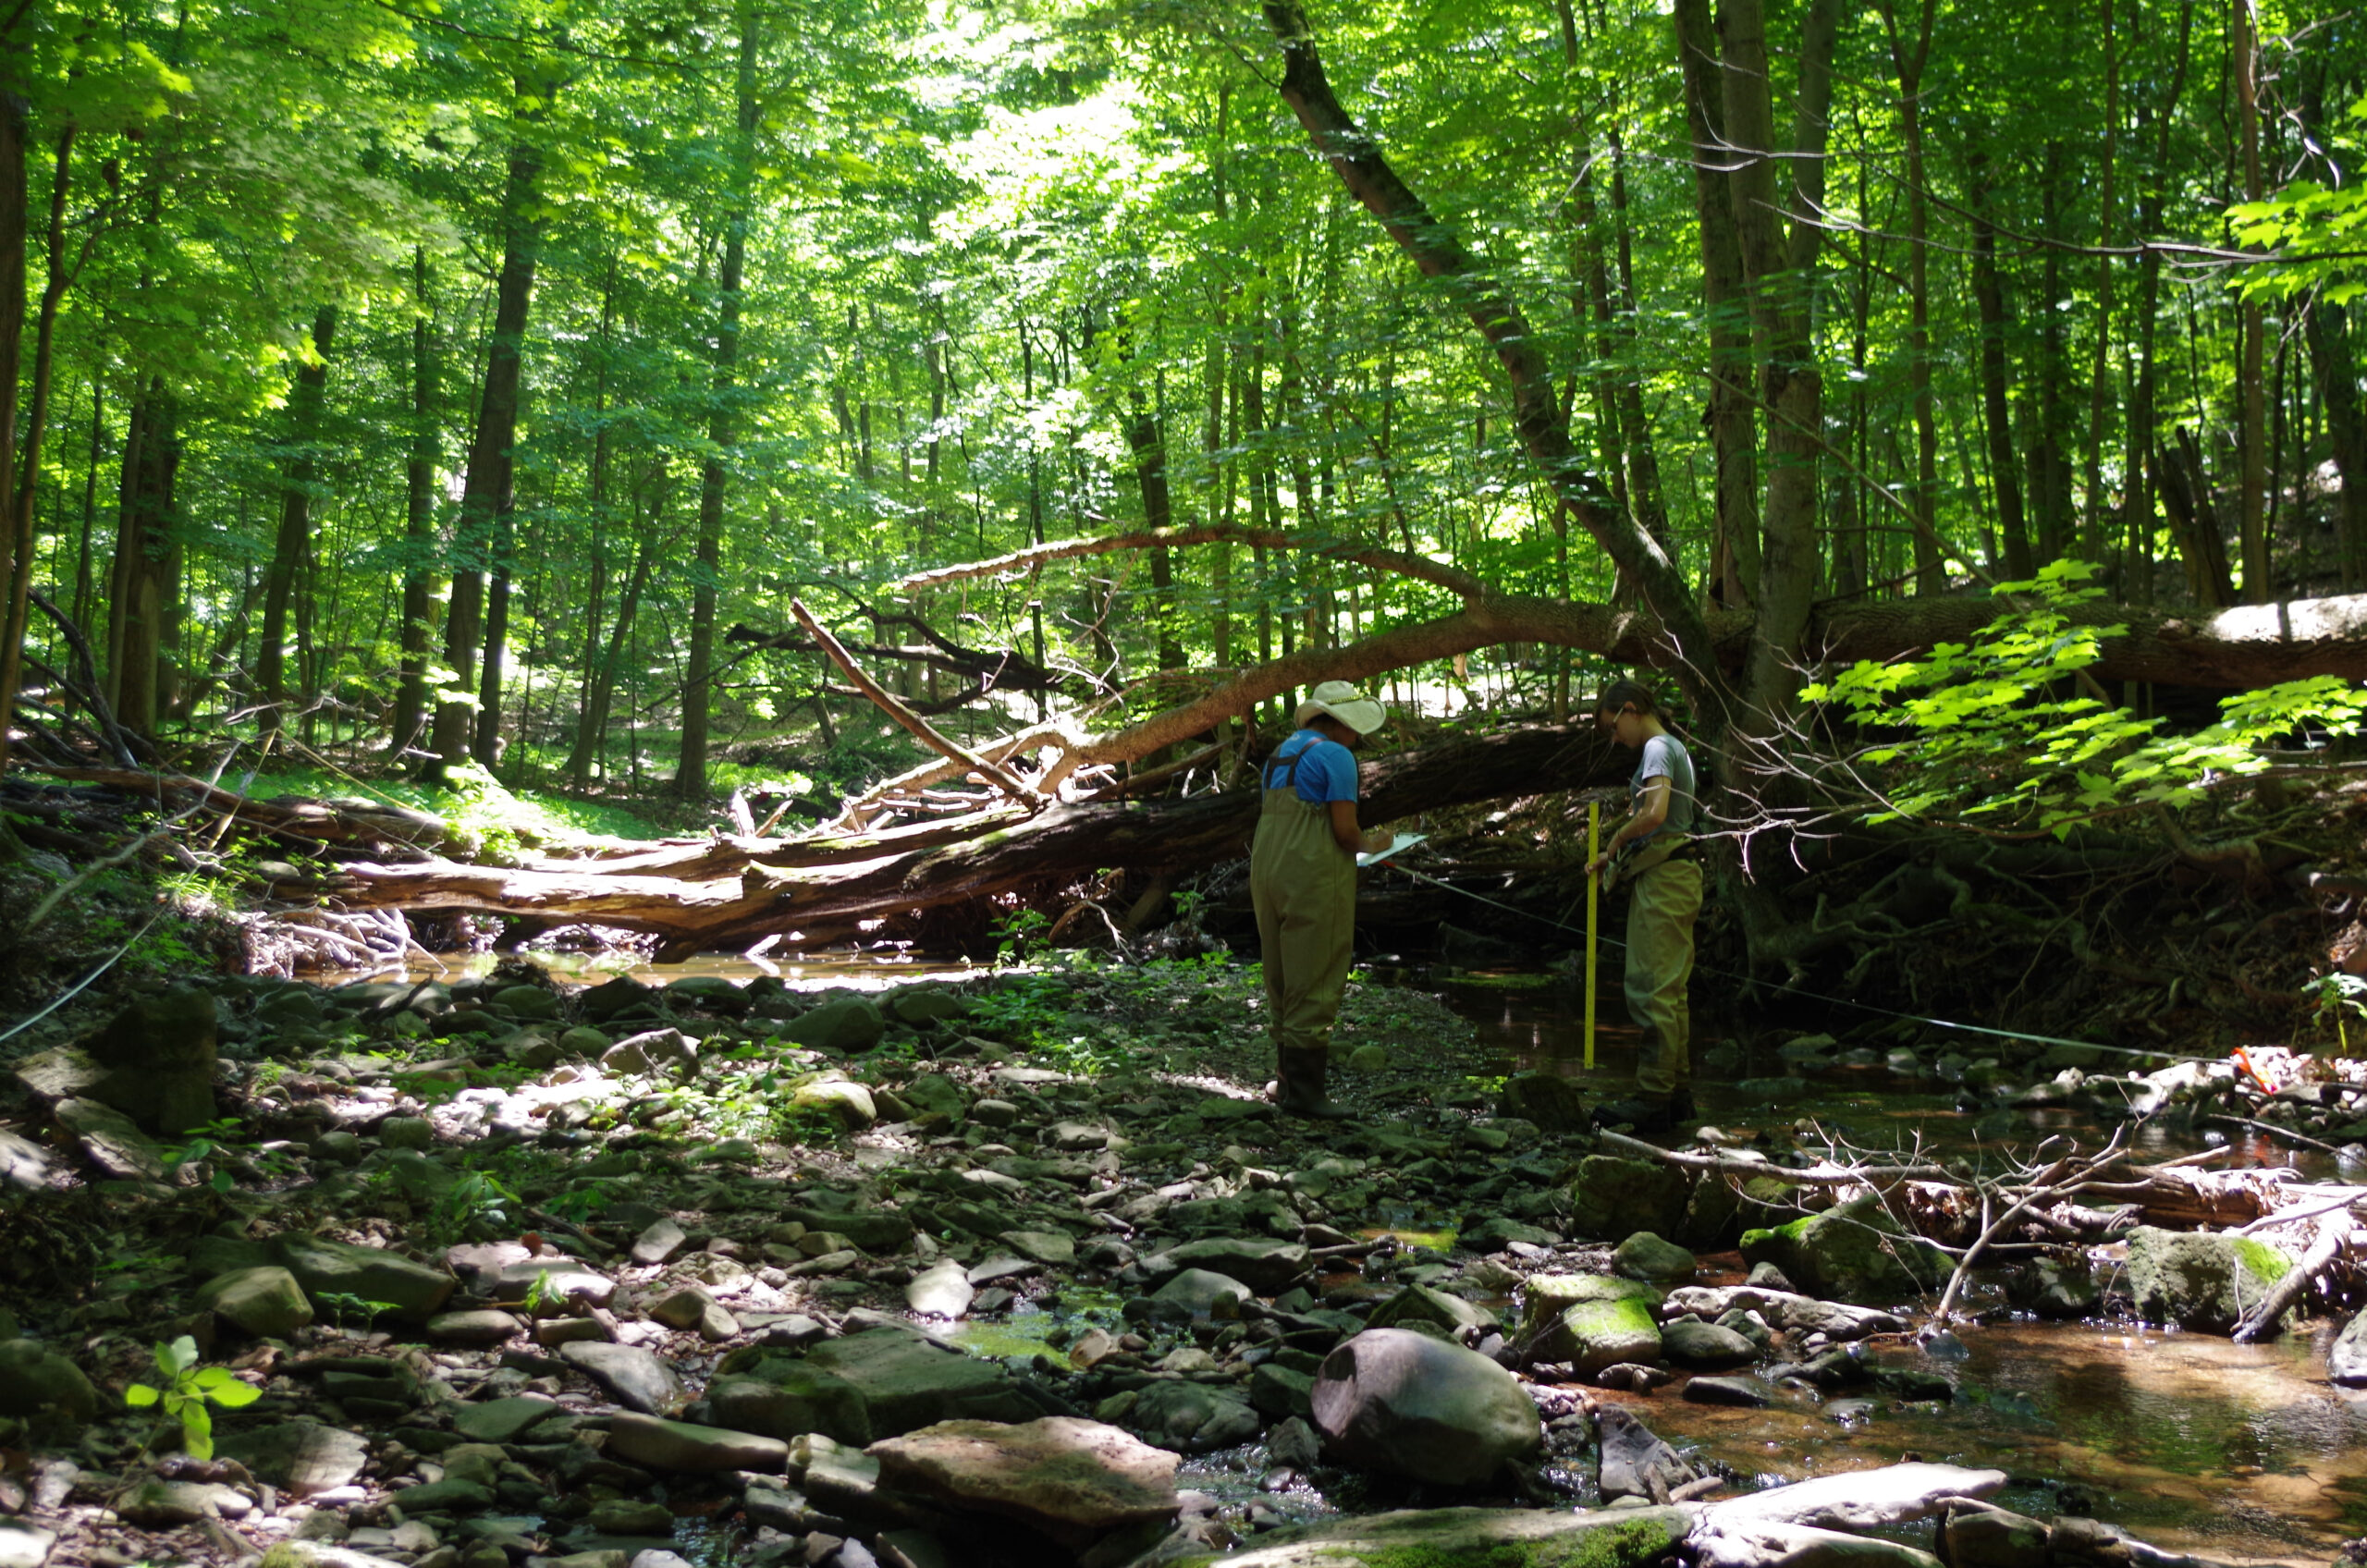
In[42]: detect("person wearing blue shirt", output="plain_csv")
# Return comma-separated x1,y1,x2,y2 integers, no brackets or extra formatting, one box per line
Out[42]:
1250,681,1392,1119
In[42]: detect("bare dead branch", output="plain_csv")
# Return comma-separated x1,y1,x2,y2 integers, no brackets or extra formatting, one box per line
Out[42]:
789,598,1043,813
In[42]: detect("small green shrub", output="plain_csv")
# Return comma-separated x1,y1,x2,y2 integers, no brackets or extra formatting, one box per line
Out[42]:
126,1337,261,1459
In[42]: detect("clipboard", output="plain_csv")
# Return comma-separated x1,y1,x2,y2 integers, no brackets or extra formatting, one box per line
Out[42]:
1356,831,1427,868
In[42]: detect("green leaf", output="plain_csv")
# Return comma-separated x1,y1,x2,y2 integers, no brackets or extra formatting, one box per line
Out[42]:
125,1383,161,1407
166,1335,201,1375
203,1377,262,1409
181,1400,215,1462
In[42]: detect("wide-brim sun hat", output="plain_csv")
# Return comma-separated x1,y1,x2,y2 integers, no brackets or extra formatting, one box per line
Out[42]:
1294,680,1388,736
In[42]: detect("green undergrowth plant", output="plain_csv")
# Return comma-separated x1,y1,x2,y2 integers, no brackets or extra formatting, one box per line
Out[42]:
126,1336,260,1459
313,1292,401,1333
1804,559,2367,833
161,1118,298,1193
2309,973,2367,1056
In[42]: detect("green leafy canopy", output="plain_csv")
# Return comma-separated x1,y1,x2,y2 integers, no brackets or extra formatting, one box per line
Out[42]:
1802,560,2367,834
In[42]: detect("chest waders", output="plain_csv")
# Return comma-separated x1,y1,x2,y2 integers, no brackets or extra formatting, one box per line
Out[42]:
1248,741,1355,1120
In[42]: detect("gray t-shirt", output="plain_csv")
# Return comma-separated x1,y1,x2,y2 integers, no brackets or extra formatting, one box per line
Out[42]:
1631,732,1696,845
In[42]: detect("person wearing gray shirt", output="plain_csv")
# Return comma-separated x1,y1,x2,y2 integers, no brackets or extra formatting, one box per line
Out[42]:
1582,679,1701,1134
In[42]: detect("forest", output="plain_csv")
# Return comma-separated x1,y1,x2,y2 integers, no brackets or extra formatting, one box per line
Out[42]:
6,0,2367,1007
11,3,2367,1568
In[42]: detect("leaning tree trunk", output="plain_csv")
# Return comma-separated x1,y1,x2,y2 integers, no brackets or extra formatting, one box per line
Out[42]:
1257,0,1729,732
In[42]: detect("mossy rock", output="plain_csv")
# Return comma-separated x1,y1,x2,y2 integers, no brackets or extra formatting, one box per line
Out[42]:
1515,1276,1662,1372
2125,1226,2293,1334
1564,1156,1686,1243
1738,1193,1947,1306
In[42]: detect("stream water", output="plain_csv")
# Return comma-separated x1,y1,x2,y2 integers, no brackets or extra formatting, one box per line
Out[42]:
1440,969,2367,1567
354,950,2365,1563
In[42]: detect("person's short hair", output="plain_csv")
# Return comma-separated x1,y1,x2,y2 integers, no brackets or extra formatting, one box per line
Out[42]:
1594,679,1659,718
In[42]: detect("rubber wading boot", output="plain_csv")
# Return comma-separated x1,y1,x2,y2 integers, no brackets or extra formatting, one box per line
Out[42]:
1277,1047,1351,1121
1591,1096,1678,1135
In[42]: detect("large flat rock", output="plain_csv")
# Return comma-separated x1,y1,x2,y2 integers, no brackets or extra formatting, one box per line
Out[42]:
1164,1504,1694,1568
797,1329,1040,1437
868,1417,1179,1550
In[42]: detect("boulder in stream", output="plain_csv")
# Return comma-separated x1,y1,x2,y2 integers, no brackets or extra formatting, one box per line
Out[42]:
867,1416,1181,1552
1739,1194,1947,1305
2125,1226,2293,1335
1564,1155,1688,1242
1597,1403,1700,1503
1516,1274,1662,1373
1309,1328,1541,1486
2332,1312,2367,1387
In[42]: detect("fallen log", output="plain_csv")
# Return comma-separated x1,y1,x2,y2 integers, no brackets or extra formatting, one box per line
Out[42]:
318,722,1627,959
24,765,450,853
2232,1216,2353,1341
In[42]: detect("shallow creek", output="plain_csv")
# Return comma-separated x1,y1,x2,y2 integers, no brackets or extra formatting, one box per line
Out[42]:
382,952,2366,1563
1448,971,2367,1566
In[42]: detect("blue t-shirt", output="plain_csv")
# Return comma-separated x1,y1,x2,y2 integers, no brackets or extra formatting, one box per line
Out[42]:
1264,729,1359,804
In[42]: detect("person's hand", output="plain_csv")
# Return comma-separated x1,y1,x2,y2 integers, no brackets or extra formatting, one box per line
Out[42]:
1585,853,1610,879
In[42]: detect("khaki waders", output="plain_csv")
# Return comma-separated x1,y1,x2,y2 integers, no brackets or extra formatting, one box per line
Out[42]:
1623,851,1702,1102
1250,748,1355,1118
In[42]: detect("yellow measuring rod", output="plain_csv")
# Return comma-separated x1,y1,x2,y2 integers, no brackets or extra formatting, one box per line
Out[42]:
1585,799,1600,1069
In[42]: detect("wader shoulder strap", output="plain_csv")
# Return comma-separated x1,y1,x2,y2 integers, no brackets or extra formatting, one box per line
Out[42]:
1266,738,1317,792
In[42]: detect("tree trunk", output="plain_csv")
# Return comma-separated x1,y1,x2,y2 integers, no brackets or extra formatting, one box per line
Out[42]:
2125,2,2192,606
429,80,548,782
256,305,337,736
2030,141,2072,564
473,530,512,766
391,249,438,757
677,6,760,801
573,487,663,781
1968,151,2031,579
1674,0,1760,610
1123,390,1186,671
105,381,179,738
2154,429,2236,608
2081,0,2119,565
2310,301,2367,590
0,92,27,780
1879,0,1944,595
1607,134,1671,561
0,117,67,774
2234,0,2268,604
1721,0,1841,718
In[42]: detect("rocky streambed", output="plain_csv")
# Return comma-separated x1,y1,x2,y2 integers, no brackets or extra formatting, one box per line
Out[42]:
0,958,2363,1568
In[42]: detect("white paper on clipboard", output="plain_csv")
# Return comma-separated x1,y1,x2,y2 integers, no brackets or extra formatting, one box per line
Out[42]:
1356,831,1428,868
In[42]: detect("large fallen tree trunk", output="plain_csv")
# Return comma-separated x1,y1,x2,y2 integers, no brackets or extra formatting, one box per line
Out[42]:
306,723,1625,959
